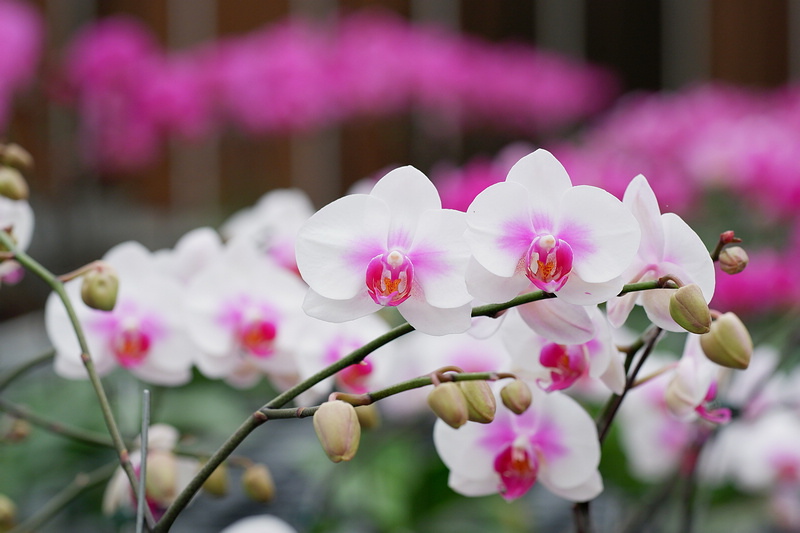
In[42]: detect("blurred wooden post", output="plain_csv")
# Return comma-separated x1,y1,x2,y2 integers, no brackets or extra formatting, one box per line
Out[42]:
710,0,788,86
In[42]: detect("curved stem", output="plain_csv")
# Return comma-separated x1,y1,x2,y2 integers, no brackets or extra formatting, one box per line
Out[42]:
0,230,152,529
8,461,118,533
0,349,55,394
155,280,666,531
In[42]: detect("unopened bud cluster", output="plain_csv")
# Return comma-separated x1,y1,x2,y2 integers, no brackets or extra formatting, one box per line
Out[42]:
427,377,531,429
0,143,32,202
719,246,748,275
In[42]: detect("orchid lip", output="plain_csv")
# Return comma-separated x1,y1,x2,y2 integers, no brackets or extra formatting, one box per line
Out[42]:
112,328,151,368
494,438,540,500
525,234,574,293
366,250,414,306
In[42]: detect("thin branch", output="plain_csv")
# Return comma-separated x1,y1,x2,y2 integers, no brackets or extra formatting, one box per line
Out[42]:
136,390,151,533
0,230,153,530
0,350,55,394
8,462,118,533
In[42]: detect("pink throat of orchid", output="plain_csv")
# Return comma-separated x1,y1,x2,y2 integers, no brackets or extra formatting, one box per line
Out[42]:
337,360,374,394
525,234,574,293
494,439,540,500
695,380,732,424
538,343,588,392
366,250,414,306
239,319,278,357
112,328,152,368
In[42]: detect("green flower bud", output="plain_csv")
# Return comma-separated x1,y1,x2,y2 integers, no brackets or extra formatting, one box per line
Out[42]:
81,262,119,311
700,312,753,370
0,166,28,201
145,450,177,506
313,400,361,463
0,143,33,172
355,404,381,430
242,463,275,503
0,494,16,531
719,246,748,275
427,382,469,429
669,284,711,334
202,461,228,497
457,380,496,423
500,379,533,414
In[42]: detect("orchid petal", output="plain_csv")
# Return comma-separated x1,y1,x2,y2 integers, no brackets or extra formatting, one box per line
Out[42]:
557,274,625,306
409,209,472,308
506,149,572,230
433,418,497,482
398,297,472,335
302,289,380,322
559,185,640,283
465,258,530,303
543,470,603,502
623,175,665,263
295,194,390,300
641,288,684,332
515,299,595,344
466,181,534,277
661,213,715,301
606,291,639,329
370,166,441,250
536,391,600,489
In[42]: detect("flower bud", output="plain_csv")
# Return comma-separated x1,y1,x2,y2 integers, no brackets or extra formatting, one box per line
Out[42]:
719,246,748,275
457,380,496,423
242,463,275,503
500,379,533,414
0,143,33,172
427,382,469,429
700,312,753,370
81,262,119,311
0,167,28,201
669,284,711,334
145,450,177,506
0,494,15,531
202,461,228,497
313,400,361,463
3,418,31,442
355,404,381,430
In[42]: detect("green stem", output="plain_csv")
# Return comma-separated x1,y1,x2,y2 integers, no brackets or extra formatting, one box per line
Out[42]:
0,398,120,449
0,350,55,394
8,461,118,533
155,279,666,531
0,230,152,530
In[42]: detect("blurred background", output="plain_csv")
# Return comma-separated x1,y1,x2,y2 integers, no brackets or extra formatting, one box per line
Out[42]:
2,1,800,532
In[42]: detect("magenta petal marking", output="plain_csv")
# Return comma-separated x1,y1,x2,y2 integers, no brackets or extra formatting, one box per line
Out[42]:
494,442,540,500
112,328,152,368
337,360,374,394
239,319,278,357
366,250,413,306
525,235,574,293
538,343,587,392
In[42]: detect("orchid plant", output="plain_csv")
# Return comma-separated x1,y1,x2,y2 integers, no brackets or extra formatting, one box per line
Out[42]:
0,139,765,533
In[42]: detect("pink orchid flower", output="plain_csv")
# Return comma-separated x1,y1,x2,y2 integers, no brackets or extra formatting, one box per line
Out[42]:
295,166,472,335
434,383,602,502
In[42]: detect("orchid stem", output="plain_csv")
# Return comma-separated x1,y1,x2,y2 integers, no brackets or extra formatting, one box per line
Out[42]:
0,230,154,530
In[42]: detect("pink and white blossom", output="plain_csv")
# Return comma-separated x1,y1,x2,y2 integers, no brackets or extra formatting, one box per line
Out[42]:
295,166,472,335
501,307,624,395
606,175,715,331
434,383,602,502
465,149,640,311
184,239,307,388
46,241,194,385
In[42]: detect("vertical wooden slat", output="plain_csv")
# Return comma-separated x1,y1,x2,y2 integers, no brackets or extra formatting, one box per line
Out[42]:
461,0,535,42
710,0,788,87
585,0,662,90
661,0,710,89
167,0,220,213
216,0,293,212
535,0,585,58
